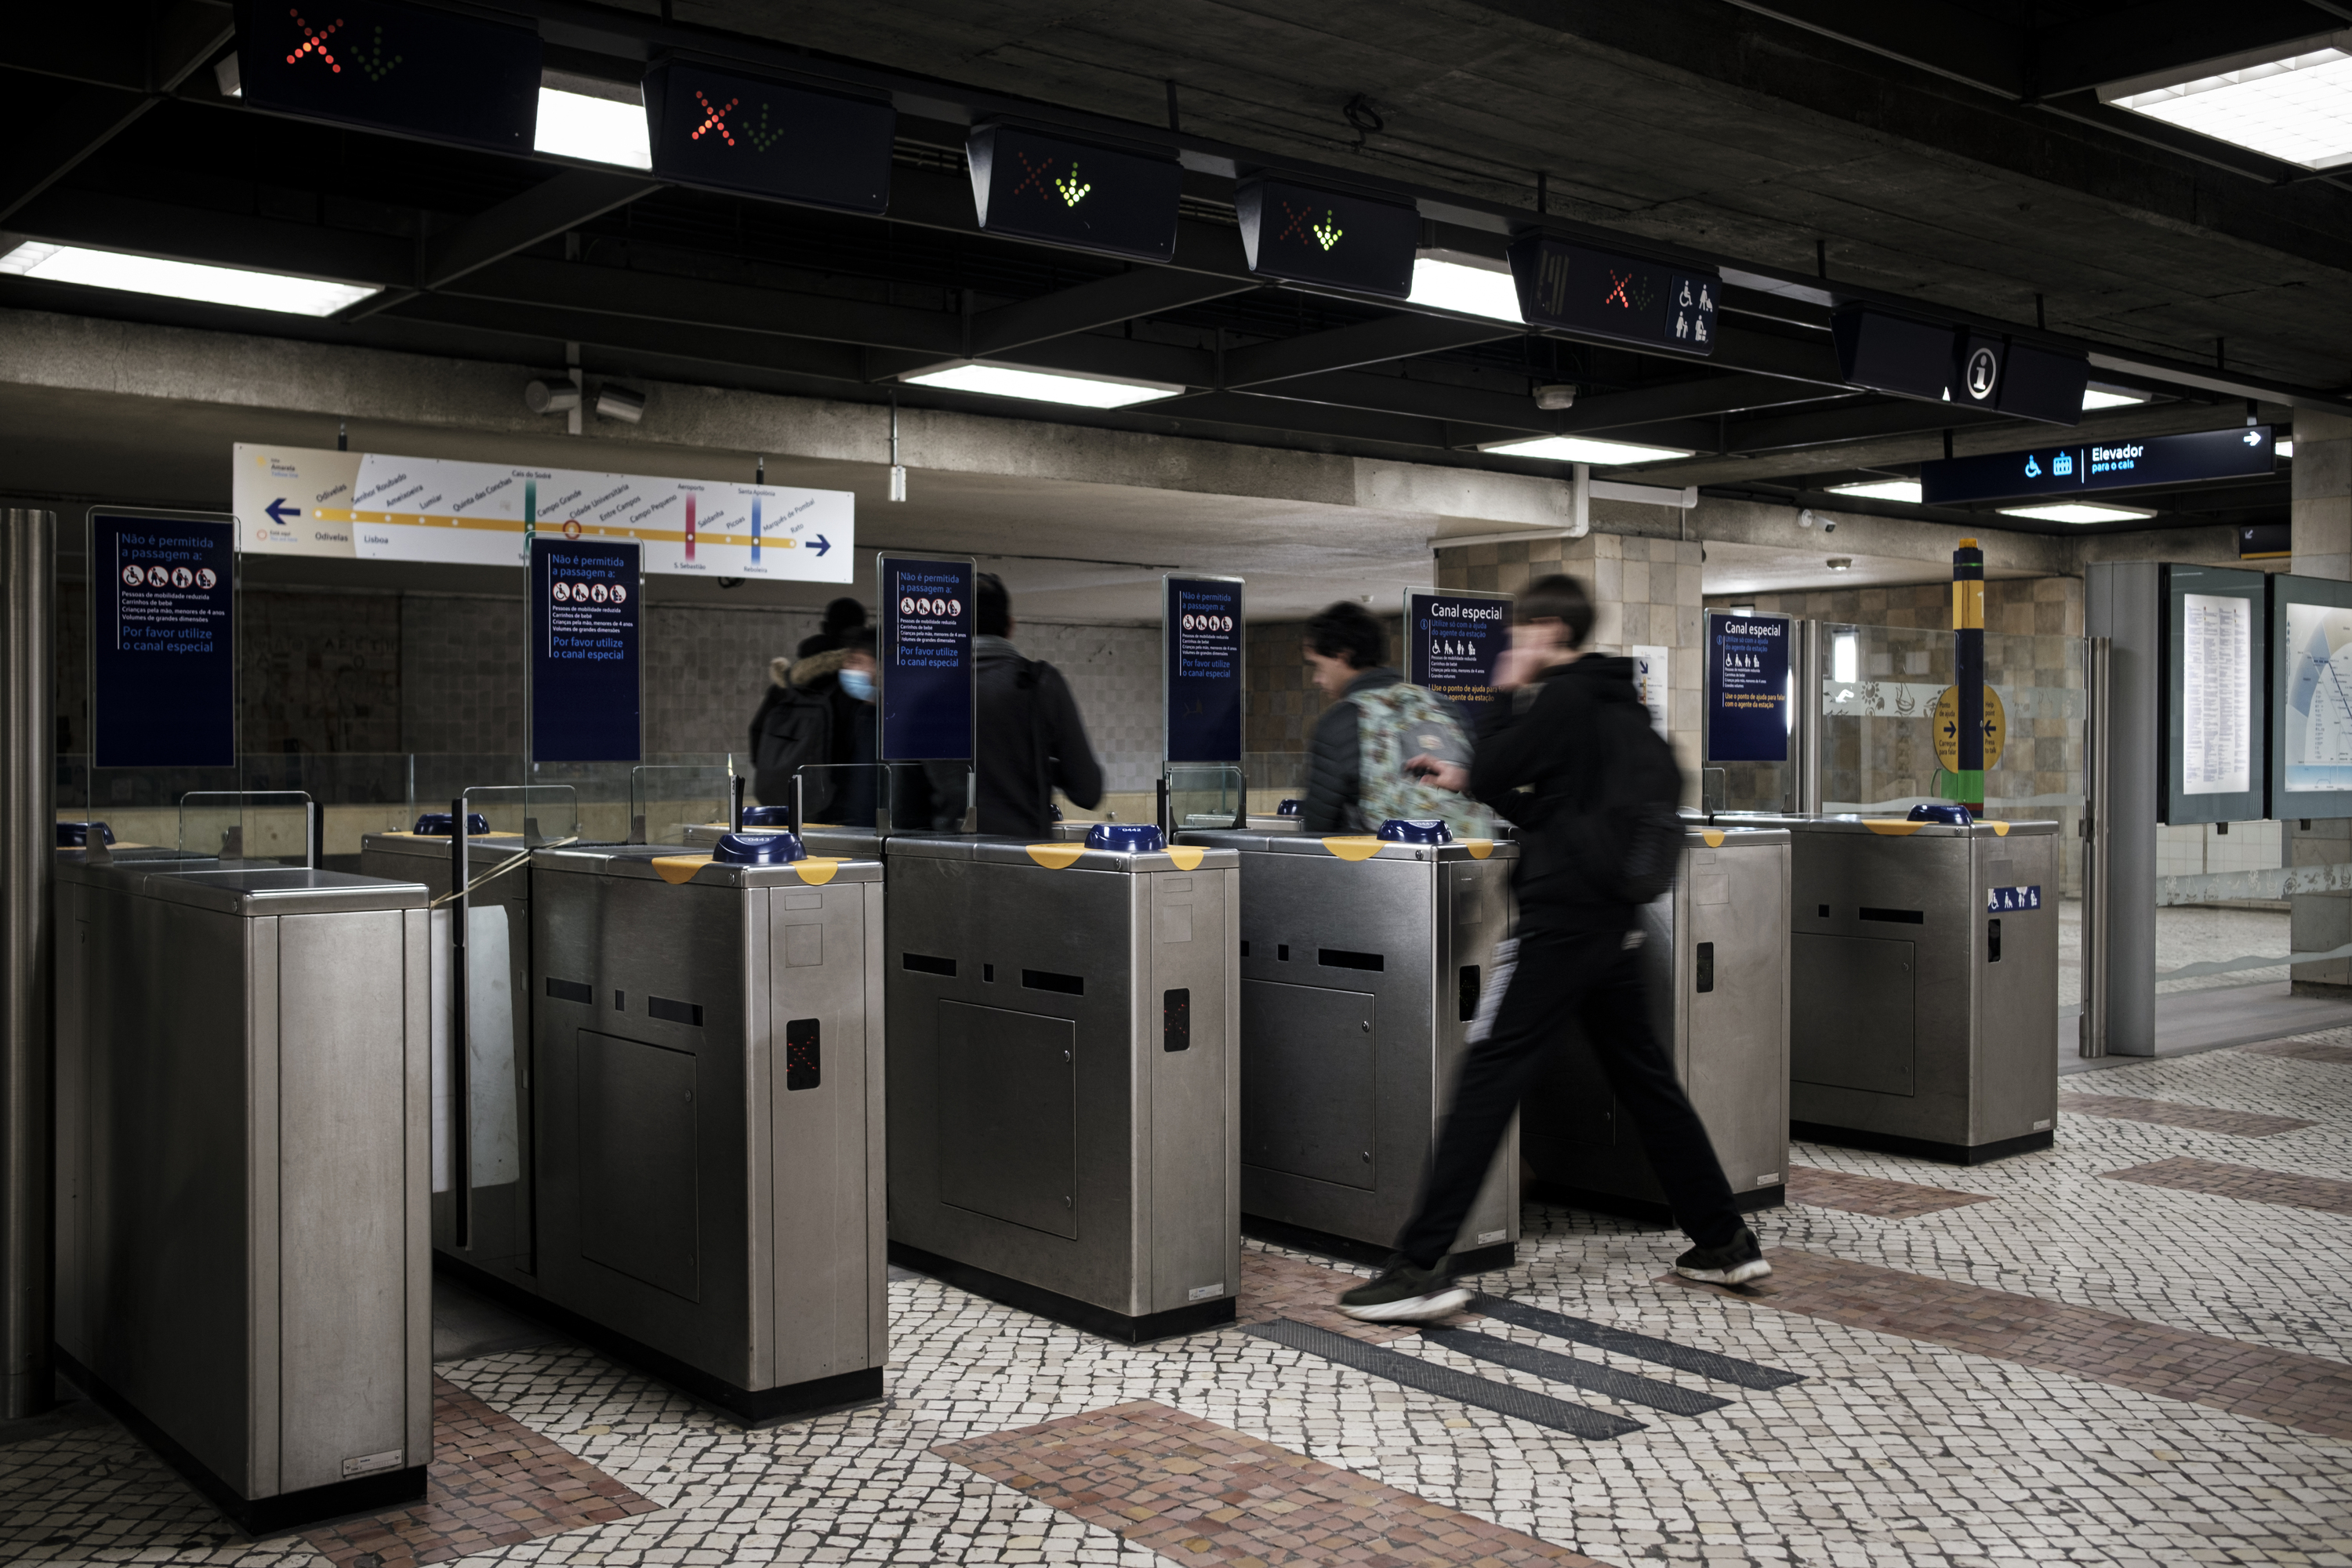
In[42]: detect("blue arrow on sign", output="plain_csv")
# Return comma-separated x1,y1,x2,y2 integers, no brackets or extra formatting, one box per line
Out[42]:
810,534,831,557
265,498,300,526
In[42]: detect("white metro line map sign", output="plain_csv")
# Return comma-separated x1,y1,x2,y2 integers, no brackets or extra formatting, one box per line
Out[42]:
2285,601,2352,793
2180,593,2250,796
232,444,854,583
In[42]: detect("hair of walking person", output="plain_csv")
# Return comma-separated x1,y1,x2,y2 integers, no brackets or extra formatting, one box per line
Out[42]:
975,572,1013,637
821,596,867,635
1305,601,1387,670
840,625,877,656
1515,574,1595,648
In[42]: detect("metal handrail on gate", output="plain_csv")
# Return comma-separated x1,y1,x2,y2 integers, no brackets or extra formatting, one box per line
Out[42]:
2081,634,2111,1058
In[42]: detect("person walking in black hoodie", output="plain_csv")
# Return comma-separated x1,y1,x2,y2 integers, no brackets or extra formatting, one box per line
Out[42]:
971,572,1105,837
1338,573,1769,1323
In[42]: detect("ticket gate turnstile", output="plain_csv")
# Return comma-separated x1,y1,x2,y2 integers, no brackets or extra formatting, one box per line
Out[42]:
360,826,537,1294
1520,825,1792,1221
1178,824,1519,1272
883,831,1240,1341
55,858,432,1532
522,839,889,1423
1764,813,2060,1163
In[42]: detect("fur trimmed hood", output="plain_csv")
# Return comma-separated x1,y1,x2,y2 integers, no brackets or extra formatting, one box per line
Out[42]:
777,646,850,689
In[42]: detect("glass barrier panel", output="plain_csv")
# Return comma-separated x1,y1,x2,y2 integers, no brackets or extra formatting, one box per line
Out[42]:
460,783,583,845
178,789,314,866
1168,763,1246,829
1244,751,1306,817
631,760,737,845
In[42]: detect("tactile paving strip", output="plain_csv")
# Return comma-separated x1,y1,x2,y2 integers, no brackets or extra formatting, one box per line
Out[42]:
1419,1327,1731,1416
935,1398,1618,1566
1787,1163,1999,1218
2056,1092,2314,1137
1667,1247,2352,1442
1242,1319,1646,1439
2102,1155,2352,1215
1469,1293,1807,1391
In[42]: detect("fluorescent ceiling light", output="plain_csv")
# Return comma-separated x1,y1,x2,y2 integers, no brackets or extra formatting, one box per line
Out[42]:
0,240,379,317
2278,438,2296,458
1998,501,2158,523
535,85,652,169
2082,383,2152,412
2102,33,2352,170
902,362,1181,409
1828,479,1922,504
1480,434,1693,466
1408,256,1523,323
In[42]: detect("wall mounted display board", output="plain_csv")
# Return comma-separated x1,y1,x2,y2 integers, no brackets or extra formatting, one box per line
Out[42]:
878,556,975,760
967,123,1183,263
1921,426,2276,507
90,510,236,769
2267,572,2352,820
1832,309,1956,401
233,445,852,581
529,536,641,765
643,60,895,213
234,0,540,154
2159,562,2263,826
1405,590,1511,731
1163,576,1244,763
1506,234,1717,354
1704,611,1790,764
1235,176,1417,298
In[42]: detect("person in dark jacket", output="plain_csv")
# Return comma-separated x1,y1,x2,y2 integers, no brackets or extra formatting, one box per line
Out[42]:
1299,601,1402,833
971,572,1105,837
749,636,866,812
1338,573,1766,1323
796,595,868,659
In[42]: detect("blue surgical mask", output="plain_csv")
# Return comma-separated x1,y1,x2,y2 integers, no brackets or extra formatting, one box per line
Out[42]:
840,668,874,701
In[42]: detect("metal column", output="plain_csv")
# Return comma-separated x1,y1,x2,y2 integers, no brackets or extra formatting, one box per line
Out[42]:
2081,636,2111,1057
1792,619,1824,815
2,507,54,1418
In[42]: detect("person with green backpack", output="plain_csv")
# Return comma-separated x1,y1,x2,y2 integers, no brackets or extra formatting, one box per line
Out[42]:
1298,602,1483,837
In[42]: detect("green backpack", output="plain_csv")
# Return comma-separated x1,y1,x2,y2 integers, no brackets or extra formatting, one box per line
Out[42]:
1352,682,1488,837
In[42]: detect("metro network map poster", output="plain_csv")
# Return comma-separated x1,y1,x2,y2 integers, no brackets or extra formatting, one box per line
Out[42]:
2283,601,2352,795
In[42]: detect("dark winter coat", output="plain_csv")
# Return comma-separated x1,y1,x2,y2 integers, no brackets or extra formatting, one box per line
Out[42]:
973,634,1105,839
1468,653,1652,931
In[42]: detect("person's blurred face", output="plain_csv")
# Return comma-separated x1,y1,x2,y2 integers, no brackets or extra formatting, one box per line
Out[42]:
1304,645,1356,698
844,650,876,677
1512,617,1571,659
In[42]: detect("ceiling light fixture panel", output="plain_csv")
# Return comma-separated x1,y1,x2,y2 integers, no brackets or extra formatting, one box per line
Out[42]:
1480,434,1694,466
1997,501,2158,523
2102,32,2352,170
536,82,652,169
1827,479,1923,504
902,361,1182,408
0,240,380,317
1407,255,1523,323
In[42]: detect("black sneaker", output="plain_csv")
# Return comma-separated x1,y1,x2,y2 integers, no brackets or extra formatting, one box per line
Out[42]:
1674,1228,1772,1285
1336,1257,1471,1323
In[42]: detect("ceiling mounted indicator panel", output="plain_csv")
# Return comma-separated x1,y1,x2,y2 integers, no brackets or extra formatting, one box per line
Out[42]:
967,123,1184,263
1833,309,1956,401
233,0,541,154
644,61,894,212
1506,234,1717,354
1235,176,1418,298
1997,341,2090,426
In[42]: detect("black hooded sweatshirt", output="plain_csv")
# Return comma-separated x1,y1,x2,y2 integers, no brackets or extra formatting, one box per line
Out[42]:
1467,652,1657,932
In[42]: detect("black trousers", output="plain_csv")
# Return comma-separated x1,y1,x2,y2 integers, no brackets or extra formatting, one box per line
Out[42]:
1396,922,1744,1269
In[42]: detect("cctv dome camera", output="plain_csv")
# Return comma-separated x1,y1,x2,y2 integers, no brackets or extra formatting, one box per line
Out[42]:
1821,519,1836,533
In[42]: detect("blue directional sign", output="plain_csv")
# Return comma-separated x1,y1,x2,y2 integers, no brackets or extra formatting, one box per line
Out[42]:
1922,426,2276,506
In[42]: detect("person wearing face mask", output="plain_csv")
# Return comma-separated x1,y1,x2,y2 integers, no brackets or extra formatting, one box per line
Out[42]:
833,627,880,827
751,601,873,814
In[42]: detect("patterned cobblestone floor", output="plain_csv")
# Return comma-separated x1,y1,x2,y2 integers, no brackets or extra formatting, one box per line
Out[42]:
3,1034,2347,1567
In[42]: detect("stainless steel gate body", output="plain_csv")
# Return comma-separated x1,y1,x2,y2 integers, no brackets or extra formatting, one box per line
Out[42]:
883,837,1240,1341
528,844,887,1422
1773,815,2060,1162
1179,829,1519,1269
1521,826,1791,1221
54,860,431,1532
360,831,535,1291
